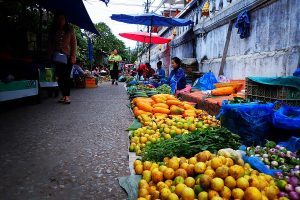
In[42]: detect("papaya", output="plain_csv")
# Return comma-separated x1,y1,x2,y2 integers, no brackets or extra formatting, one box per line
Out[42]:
166,95,178,100
211,86,234,96
132,97,153,105
136,102,153,112
153,103,169,109
183,110,196,117
154,113,168,118
134,109,147,117
183,103,195,110
170,105,184,115
166,100,183,106
153,107,170,114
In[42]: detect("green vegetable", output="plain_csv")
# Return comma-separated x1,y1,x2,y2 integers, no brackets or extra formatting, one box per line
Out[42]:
157,84,171,94
141,127,241,162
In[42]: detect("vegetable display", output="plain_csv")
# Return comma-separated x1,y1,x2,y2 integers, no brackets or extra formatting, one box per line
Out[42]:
246,141,300,172
156,84,171,94
142,128,241,162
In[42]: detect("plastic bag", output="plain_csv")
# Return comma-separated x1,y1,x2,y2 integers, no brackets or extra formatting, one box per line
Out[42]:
273,104,300,131
127,119,142,131
239,145,282,176
193,71,218,91
278,137,300,152
243,155,282,176
118,175,141,200
293,68,300,76
217,101,274,145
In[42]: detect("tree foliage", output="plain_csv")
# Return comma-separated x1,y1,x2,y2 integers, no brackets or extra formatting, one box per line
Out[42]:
75,22,138,67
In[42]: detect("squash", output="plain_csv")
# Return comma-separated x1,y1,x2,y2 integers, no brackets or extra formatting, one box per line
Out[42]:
153,107,170,114
153,103,169,109
166,100,183,106
170,105,184,115
136,101,153,112
211,86,234,96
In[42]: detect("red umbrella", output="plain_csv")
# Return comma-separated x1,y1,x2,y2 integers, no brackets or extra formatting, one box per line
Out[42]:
119,32,171,44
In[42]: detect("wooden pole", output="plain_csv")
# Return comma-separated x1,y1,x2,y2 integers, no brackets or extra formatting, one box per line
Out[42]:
218,20,233,76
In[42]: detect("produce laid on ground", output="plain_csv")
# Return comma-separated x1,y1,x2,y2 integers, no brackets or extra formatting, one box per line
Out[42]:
129,94,221,155
246,141,300,172
135,150,281,200
125,86,300,200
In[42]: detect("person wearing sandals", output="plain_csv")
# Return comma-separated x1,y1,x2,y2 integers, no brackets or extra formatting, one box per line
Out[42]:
108,49,122,85
48,11,77,104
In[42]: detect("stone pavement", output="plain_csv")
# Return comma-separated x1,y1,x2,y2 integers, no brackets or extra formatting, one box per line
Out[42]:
0,82,133,200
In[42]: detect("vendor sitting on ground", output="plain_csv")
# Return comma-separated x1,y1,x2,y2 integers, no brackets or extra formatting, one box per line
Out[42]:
168,57,186,94
92,66,100,77
154,61,165,79
143,63,155,80
137,63,146,80
70,60,86,88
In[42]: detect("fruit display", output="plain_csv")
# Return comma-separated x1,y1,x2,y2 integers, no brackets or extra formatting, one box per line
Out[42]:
131,94,221,122
246,141,300,172
134,150,281,200
142,128,241,162
129,114,221,155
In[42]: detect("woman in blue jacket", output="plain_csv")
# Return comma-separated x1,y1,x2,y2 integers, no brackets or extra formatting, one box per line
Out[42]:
168,57,186,94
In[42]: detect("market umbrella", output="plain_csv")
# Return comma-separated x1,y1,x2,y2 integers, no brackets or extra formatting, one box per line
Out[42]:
111,12,193,62
119,32,171,44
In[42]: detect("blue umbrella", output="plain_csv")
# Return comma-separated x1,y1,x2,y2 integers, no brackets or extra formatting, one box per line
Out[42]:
88,38,93,63
111,12,193,27
111,12,193,62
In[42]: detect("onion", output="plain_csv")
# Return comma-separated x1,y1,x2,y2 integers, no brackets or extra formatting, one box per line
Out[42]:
289,176,299,187
285,184,294,192
295,186,300,194
295,165,300,170
271,161,279,166
276,145,281,149
262,154,268,158
289,191,299,200
279,191,287,197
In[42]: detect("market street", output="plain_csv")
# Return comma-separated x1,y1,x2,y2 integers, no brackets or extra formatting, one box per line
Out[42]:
0,83,132,200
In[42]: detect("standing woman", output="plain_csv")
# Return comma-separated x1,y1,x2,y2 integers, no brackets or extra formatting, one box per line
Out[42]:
168,57,186,94
108,49,122,85
49,12,77,104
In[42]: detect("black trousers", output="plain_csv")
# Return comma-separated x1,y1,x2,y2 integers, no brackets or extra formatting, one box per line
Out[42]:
110,70,119,80
56,63,72,96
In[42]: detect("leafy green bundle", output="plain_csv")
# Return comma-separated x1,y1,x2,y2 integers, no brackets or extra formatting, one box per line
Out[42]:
142,127,241,162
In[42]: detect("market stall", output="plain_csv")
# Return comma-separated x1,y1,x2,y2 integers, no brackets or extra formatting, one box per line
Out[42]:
119,78,300,200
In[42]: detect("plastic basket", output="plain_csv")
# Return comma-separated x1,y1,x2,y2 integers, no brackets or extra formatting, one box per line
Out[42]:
85,78,97,88
245,78,300,106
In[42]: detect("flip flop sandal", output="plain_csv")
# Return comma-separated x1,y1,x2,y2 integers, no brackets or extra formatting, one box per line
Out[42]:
58,98,65,103
64,99,71,104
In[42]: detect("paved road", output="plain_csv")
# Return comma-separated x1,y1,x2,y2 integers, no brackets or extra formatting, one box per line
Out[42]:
0,82,132,200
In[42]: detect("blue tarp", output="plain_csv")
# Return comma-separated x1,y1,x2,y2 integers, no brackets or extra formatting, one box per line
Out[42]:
38,0,99,35
111,12,193,27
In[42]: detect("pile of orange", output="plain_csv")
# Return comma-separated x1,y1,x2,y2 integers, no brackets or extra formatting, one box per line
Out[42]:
135,150,280,200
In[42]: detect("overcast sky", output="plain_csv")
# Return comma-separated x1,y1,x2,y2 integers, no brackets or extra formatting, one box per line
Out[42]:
83,0,163,48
